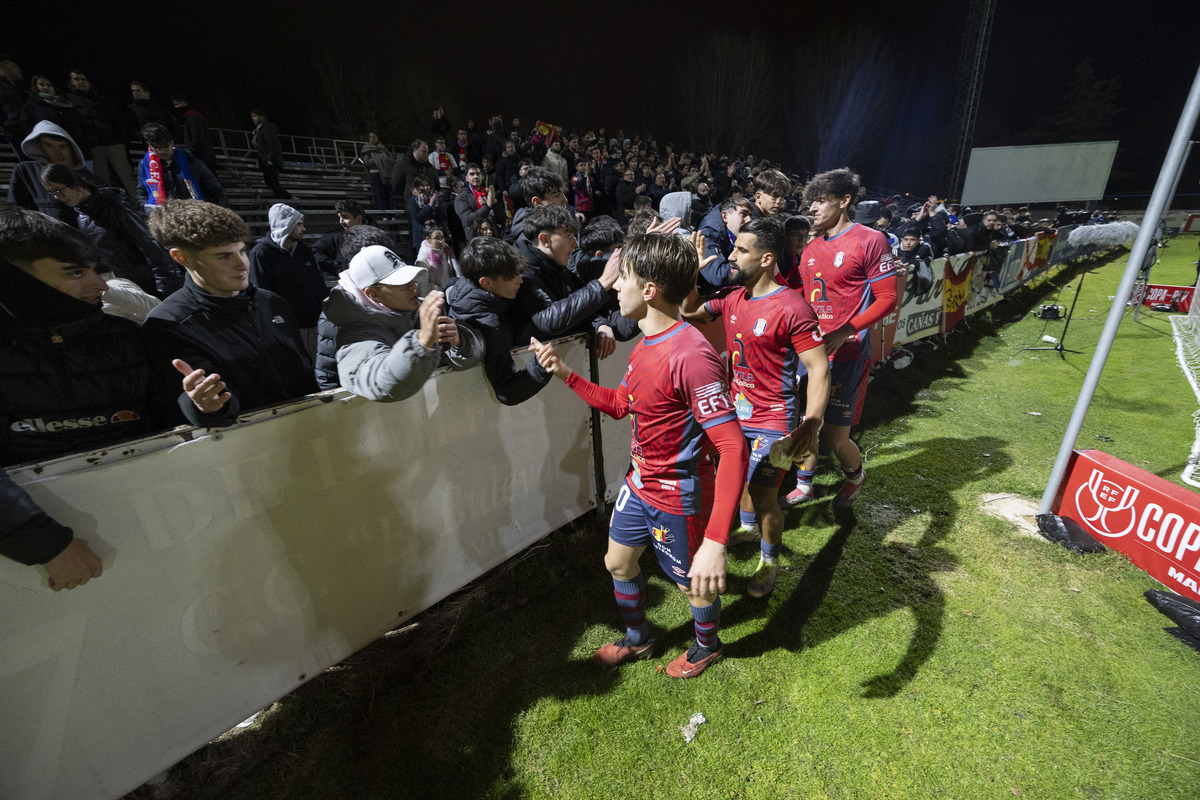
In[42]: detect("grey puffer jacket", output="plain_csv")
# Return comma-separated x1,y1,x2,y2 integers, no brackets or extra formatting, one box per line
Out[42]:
317,286,483,401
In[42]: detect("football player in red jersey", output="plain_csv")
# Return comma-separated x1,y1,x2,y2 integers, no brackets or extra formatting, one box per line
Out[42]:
685,217,829,597
794,168,897,507
530,232,751,678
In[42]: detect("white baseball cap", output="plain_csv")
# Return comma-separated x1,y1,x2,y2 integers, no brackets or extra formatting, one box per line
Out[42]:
347,245,427,289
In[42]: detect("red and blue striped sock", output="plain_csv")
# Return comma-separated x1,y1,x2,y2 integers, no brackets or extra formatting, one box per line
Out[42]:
613,573,649,644
691,597,722,651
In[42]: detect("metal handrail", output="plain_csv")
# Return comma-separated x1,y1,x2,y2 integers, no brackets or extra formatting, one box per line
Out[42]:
211,127,400,166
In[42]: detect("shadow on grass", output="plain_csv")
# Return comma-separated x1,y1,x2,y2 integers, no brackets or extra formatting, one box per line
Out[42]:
728,435,1008,698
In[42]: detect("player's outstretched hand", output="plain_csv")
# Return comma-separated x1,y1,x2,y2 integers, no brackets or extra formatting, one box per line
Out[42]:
529,337,572,379
821,323,855,356
687,538,727,599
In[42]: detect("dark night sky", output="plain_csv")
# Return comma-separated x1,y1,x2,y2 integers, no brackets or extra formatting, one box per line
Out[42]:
6,1,1197,201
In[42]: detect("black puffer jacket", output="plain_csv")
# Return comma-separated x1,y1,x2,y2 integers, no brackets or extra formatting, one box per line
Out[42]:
445,276,551,406
74,187,182,296
512,239,611,340
143,277,317,427
0,259,159,468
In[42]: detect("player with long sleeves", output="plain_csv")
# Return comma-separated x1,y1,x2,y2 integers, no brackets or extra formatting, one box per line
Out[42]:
530,232,757,678
794,168,897,507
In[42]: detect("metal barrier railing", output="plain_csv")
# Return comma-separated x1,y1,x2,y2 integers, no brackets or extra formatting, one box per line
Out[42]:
210,128,402,168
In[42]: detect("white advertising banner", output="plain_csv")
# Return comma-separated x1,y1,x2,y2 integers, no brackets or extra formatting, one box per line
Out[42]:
596,338,637,503
894,257,946,344
0,338,595,800
998,236,1033,293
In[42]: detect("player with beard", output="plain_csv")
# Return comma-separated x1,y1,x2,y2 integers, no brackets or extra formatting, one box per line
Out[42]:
529,232,749,678
684,217,829,596
792,168,896,507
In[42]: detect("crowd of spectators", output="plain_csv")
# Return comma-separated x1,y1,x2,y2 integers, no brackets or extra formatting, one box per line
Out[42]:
1,55,1099,593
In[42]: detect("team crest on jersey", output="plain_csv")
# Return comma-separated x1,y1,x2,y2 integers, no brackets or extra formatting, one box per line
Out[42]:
834,251,845,267
751,434,767,452
652,526,674,544
753,318,767,336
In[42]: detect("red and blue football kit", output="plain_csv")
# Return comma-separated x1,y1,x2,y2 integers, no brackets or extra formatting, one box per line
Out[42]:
705,284,824,435
799,223,897,425
799,223,895,363
564,321,747,575
615,321,736,515
706,283,824,487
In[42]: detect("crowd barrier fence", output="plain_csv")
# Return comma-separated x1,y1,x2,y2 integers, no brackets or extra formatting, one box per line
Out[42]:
0,230,1131,800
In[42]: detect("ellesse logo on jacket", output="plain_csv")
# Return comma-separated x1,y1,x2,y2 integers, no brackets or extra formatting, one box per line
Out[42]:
9,410,142,433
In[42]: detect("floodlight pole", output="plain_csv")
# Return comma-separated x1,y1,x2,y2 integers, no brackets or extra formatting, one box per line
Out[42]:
1039,63,1200,514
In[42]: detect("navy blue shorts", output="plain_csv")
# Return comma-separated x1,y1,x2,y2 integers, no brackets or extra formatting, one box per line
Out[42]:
609,480,706,587
826,359,871,426
744,430,785,488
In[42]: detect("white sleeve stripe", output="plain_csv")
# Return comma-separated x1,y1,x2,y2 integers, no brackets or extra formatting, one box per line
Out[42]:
694,381,727,399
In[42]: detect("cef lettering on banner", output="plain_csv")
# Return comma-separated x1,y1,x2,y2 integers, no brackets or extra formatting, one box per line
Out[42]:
1055,449,1200,601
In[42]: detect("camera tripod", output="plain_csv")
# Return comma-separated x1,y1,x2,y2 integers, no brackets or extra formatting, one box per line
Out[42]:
1018,268,1086,360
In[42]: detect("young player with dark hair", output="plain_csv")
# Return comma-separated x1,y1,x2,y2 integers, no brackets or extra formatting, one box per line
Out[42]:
684,217,829,596
530,232,750,678
794,167,897,507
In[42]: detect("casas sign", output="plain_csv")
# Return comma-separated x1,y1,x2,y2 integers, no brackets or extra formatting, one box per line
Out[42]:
1056,450,1200,601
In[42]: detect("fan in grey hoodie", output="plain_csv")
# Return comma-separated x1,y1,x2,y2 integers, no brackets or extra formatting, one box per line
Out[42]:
318,245,482,401
7,120,96,224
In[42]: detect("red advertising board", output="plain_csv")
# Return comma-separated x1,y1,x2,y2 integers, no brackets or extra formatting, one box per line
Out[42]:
1054,449,1200,602
1141,284,1195,312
